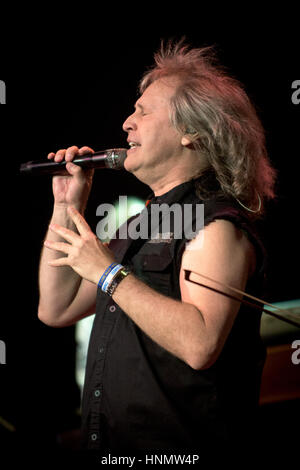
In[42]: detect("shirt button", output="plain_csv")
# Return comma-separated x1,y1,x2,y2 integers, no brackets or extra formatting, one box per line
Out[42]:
109,305,116,312
94,389,101,397
91,433,98,441
98,347,105,353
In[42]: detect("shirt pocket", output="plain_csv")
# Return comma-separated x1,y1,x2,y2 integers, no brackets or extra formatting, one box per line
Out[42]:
131,244,173,296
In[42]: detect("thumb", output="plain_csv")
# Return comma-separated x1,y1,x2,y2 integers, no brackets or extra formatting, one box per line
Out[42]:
66,161,94,181
66,161,82,176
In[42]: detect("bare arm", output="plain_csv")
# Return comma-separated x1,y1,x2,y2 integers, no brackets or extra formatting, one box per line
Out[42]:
38,204,97,327
45,209,255,367
110,219,256,369
38,146,97,327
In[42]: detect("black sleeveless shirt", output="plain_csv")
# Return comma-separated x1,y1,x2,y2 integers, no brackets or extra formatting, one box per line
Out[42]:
81,179,267,455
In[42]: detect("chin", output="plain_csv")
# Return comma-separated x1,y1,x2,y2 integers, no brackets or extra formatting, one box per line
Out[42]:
124,155,139,174
123,159,148,185
123,155,133,171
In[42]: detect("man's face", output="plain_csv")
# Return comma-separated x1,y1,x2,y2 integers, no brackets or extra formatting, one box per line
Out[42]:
122,78,184,185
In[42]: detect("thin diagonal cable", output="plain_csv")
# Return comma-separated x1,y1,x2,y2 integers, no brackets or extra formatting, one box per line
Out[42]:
184,270,300,328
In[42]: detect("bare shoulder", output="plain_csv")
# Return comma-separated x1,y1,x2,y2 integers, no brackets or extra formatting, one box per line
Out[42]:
181,219,256,279
179,219,257,368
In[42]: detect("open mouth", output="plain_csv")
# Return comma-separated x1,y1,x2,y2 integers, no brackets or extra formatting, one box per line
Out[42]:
128,141,141,150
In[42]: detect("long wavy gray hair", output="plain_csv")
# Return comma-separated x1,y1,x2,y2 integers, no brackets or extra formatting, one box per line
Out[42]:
139,39,277,219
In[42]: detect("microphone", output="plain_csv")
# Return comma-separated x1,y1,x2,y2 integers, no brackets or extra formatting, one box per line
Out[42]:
19,148,127,175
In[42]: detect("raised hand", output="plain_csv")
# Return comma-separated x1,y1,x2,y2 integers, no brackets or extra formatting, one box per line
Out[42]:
44,206,116,284
48,145,95,212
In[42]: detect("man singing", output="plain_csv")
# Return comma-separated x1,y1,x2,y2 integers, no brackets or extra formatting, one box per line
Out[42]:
38,40,276,457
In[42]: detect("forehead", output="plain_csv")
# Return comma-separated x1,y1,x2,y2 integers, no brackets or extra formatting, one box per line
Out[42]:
136,77,177,108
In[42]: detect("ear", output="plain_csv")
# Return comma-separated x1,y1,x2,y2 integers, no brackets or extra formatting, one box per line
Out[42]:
181,135,193,147
181,133,199,148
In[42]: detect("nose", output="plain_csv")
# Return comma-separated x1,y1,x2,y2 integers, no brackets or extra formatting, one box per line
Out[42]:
122,111,137,133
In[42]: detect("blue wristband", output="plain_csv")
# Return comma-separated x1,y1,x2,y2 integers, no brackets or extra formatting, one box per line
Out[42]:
102,264,123,293
98,262,118,289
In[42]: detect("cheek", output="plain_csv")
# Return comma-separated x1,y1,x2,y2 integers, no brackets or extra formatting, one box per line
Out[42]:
144,121,181,151
155,131,182,157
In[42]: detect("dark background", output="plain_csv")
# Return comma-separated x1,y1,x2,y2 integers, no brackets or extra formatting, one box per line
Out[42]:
1,8,299,465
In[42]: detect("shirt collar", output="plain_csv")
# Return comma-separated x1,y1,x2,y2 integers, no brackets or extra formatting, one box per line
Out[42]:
146,179,195,207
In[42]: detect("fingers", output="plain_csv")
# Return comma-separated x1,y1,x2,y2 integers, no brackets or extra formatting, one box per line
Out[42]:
47,148,68,162
65,161,84,178
44,239,71,267
48,208,93,240
78,146,95,156
47,146,94,162
49,223,81,244
67,206,93,236
44,240,71,254
48,257,69,267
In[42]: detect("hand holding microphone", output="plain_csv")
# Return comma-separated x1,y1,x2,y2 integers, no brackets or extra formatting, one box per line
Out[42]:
37,146,127,327
20,146,127,175
48,146,96,212
20,145,127,211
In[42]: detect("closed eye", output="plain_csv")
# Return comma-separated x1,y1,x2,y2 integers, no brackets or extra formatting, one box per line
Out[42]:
135,103,150,116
